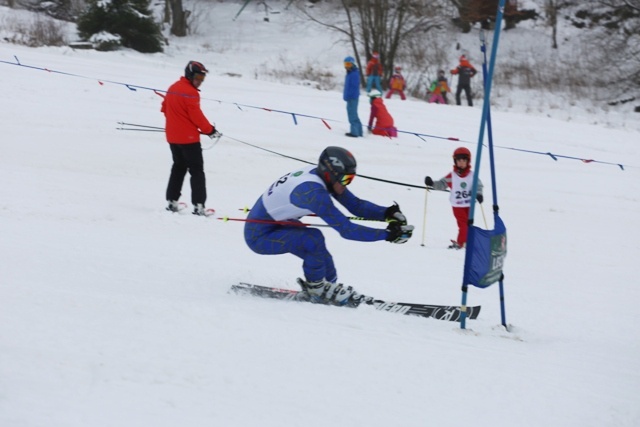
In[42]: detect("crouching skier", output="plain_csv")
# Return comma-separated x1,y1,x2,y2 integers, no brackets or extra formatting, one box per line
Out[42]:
244,146,414,306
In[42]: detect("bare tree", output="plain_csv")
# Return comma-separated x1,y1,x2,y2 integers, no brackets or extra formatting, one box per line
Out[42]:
298,0,447,87
545,0,578,49
566,0,640,97
166,0,188,36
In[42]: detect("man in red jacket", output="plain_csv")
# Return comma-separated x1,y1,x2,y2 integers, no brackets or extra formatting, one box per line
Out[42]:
162,61,218,216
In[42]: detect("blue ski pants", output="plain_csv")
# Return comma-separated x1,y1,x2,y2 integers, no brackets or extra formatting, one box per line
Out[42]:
366,75,383,93
244,223,337,283
345,99,363,137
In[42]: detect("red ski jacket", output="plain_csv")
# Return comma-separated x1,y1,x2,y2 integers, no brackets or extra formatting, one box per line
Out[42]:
161,77,213,144
368,97,394,129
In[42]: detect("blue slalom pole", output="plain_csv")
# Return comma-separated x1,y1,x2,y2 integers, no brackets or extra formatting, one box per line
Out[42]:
460,0,507,330
479,30,499,209
479,30,508,330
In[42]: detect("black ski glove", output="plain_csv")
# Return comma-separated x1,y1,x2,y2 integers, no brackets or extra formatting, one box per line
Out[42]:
424,176,434,188
384,202,407,225
476,194,483,204
206,126,221,139
386,221,414,244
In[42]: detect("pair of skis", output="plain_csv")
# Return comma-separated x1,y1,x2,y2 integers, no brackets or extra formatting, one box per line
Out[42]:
167,202,215,217
229,282,480,322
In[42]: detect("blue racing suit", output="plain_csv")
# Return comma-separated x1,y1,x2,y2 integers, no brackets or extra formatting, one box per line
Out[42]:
244,166,388,283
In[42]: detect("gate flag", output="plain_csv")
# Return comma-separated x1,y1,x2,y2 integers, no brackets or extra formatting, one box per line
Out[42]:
464,214,507,288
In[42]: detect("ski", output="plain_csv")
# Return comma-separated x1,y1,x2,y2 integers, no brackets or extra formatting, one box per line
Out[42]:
167,203,216,217
200,207,216,217
229,282,481,322
166,201,189,213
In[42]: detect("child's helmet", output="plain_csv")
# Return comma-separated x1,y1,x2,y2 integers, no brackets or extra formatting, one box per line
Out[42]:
368,90,382,98
395,66,402,71
317,146,357,186
453,147,471,162
344,56,355,64
185,61,208,81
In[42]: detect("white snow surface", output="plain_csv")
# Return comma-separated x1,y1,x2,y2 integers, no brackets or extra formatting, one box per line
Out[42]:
1,3,639,427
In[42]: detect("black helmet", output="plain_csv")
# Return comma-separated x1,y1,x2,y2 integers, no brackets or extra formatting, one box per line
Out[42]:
317,146,357,186
185,60,208,81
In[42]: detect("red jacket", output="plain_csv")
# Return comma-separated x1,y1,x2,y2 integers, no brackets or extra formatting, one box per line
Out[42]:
368,98,394,128
366,59,383,77
161,77,213,144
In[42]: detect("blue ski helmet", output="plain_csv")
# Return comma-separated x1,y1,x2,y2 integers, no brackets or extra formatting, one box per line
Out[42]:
344,56,355,65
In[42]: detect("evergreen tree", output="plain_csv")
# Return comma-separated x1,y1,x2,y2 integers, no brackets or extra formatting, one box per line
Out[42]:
77,0,163,53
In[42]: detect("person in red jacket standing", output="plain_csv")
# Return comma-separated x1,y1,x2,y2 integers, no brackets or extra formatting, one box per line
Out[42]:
424,147,484,249
162,60,219,216
367,90,397,137
365,52,383,93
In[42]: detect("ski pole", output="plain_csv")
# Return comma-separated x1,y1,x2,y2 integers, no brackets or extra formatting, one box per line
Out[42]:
307,213,386,222
116,127,164,132
117,122,164,130
479,200,488,229
203,131,223,150
237,208,384,222
420,187,429,246
218,216,333,228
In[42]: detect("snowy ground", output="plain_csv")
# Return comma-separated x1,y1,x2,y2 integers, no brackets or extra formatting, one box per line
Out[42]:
1,3,640,427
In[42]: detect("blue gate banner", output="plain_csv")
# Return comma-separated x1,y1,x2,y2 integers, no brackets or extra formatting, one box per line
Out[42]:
464,215,507,288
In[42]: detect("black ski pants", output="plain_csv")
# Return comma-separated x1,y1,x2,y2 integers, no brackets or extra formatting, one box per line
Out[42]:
456,84,473,106
166,142,206,205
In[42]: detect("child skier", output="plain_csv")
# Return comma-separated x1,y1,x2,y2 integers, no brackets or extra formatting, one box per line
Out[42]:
385,66,406,100
428,70,450,104
424,147,483,249
367,90,398,137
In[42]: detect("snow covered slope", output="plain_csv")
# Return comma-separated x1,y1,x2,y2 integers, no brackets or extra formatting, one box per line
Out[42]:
1,3,639,427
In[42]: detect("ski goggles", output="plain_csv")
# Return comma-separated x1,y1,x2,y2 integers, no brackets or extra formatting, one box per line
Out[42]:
193,74,206,82
339,173,356,186
344,62,353,68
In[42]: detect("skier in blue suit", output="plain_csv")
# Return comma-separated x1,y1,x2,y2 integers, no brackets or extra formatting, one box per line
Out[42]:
244,146,414,306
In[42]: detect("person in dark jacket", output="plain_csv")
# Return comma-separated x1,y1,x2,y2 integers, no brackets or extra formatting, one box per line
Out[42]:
343,56,363,137
162,60,219,216
450,55,477,106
